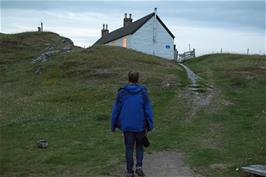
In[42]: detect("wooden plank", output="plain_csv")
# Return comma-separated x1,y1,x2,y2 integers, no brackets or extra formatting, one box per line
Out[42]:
241,165,266,177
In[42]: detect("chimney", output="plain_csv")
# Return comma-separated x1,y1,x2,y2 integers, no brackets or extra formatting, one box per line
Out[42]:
123,13,133,27
101,24,109,37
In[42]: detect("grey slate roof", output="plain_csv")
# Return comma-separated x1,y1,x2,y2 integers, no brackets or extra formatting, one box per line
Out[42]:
94,12,175,45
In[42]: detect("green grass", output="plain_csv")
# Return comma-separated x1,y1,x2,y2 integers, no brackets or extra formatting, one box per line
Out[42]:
0,32,187,177
183,54,266,176
1,32,265,177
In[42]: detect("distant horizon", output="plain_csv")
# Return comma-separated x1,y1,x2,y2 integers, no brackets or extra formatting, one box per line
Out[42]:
1,30,264,57
1,1,265,56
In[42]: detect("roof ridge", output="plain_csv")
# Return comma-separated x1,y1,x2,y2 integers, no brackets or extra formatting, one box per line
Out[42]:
94,12,174,45
110,12,155,34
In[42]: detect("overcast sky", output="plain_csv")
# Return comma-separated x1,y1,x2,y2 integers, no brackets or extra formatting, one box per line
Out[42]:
1,0,265,56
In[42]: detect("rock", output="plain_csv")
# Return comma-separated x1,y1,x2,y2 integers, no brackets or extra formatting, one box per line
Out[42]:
62,37,74,46
161,82,170,88
32,37,74,64
32,50,60,63
62,45,72,51
37,140,48,149
241,165,266,177
33,67,44,75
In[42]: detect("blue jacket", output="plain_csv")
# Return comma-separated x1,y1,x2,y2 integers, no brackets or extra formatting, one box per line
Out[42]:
111,84,154,132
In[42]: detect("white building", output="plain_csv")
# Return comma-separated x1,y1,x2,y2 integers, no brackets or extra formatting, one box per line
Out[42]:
94,9,177,60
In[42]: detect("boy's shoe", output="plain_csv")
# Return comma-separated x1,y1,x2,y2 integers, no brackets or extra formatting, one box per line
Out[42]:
127,172,135,177
135,167,145,176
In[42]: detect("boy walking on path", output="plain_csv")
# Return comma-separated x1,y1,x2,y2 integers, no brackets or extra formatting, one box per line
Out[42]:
111,71,154,177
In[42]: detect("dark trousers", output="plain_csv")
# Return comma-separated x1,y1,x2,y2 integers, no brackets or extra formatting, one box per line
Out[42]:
124,131,145,173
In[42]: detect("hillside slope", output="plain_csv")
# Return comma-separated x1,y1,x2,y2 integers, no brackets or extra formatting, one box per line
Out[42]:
0,32,187,177
184,54,266,177
0,32,74,64
1,32,265,177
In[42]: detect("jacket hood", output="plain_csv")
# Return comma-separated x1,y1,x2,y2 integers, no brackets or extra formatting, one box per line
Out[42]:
122,84,144,95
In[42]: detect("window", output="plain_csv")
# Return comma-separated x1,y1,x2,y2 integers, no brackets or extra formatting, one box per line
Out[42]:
122,37,127,48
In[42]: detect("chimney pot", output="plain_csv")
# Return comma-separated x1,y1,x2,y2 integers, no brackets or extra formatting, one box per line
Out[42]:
101,24,109,37
124,13,133,27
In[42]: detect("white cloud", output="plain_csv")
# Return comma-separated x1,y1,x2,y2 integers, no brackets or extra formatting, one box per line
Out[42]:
1,4,265,54
169,22,265,56
1,9,125,47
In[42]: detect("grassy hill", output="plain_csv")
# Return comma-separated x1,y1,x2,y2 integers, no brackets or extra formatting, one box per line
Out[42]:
0,32,74,64
0,32,265,177
0,32,187,177
184,54,266,176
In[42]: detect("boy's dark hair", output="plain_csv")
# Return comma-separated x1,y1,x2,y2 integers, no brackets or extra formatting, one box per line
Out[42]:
128,71,139,83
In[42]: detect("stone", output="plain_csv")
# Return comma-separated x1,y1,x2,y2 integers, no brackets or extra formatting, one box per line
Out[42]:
31,37,73,63
32,50,59,63
241,165,266,177
37,140,48,149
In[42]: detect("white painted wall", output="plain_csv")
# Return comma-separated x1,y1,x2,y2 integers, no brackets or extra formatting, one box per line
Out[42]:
130,17,174,59
106,16,174,59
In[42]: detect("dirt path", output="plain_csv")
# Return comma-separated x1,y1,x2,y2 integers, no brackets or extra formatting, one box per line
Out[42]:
141,151,199,177
114,64,209,177
117,151,201,177
178,63,219,121
178,63,200,86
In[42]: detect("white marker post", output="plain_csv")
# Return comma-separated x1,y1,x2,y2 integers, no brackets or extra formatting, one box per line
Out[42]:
153,8,157,55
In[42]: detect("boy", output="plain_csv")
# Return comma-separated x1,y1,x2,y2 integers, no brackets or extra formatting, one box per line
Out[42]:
111,71,154,177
